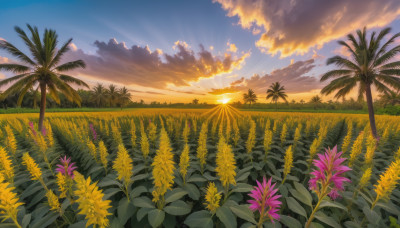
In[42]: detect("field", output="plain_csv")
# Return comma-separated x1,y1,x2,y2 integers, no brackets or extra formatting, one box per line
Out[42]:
0,107,400,228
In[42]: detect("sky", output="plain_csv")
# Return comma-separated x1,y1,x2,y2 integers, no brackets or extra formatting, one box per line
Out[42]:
1,0,400,104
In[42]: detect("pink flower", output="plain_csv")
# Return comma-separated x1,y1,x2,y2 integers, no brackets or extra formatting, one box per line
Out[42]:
29,122,37,136
248,177,282,223
41,126,47,136
89,123,97,141
55,156,77,178
309,145,351,199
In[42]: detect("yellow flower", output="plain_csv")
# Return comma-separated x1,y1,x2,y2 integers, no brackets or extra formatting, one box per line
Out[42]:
74,172,112,228
359,168,372,189
280,123,288,146
21,153,42,181
196,123,208,172
98,140,109,169
364,134,376,167
246,120,256,154
0,179,24,227
4,125,17,155
46,190,60,213
87,140,98,161
36,134,48,154
232,120,240,147
140,131,150,159
0,147,14,183
44,121,54,147
130,120,136,148
215,137,236,189
305,120,312,137
56,172,67,198
111,123,123,145
113,144,133,183
293,123,302,146
152,128,176,205
263,129,273,158
374,159,400,202
204,182,221,213
182,120,190,144
179,144,190,182
309,138,319,162
148,122,157,146
349,132,364,167
283,145,294,180
341,121,353,153
225,119,231,142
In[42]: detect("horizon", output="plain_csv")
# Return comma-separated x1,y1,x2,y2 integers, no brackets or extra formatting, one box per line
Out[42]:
1,0,400,104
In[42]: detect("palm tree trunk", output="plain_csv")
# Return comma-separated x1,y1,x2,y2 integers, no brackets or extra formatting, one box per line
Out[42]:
365,84,378,139
38,83,47,131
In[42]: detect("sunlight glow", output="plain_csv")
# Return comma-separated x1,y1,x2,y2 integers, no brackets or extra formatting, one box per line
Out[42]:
218,98,231,104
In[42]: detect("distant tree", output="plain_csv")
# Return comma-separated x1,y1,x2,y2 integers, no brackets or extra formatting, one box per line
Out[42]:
106,84,120,107
379,90,400,106
266,82,288,109
300,99,305,105
0,24,87,130
320,27,400,138
243,89,257,106
192,98,199,104
140,99,145,105
91,83,108,107
118,86,131,109
310,95,322,109
291,99,296,104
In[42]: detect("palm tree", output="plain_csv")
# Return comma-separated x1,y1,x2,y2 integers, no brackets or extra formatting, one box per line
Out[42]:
320,27,400,138
192,98,199,104
0,24,87,130
266,82,288,109
379,90,400,106
118,86,131,109
106,84,119,107
243,89,257,106
91,83,108,107
310,95,322,109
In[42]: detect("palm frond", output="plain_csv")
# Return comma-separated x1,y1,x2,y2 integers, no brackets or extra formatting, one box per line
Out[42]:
17,81,34,106
0,73,28,87
326,56,360,71
320,69,353,82
0,40,36,65
59,74,89,88
321,76,356,95
0,63,31,73
374,45,400,67
49,38,72,68
55,60,86,72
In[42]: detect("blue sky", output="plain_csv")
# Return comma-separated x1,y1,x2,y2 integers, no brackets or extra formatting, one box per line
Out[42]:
1,0,400,103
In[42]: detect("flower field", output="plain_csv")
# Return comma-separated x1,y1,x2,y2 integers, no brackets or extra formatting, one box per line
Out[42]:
0,108,400,228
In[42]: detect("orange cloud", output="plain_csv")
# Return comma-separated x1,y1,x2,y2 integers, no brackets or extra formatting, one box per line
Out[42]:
63,38,250,89
227,41,238,53
209,87,241,95
214,0,400,57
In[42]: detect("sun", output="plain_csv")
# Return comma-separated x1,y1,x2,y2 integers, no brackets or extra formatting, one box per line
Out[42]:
218,98,231,104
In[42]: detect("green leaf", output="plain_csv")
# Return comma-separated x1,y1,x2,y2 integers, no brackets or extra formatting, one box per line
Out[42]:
286,197,307,218
184,210,213,228
137,207,152,221
233,183,253,193
314,211,340,228
362,205,380,225
22,214,31,228
31,212,59,228
280,215,302,228
236,172,251,182
216,206,237,228
293,182,312,207
319,200,347,211
148,209,165,228
183,183,200,200
132,196,155,208
98,178,123,188
230,205,257,224
187,174,207,183
164,188,188,203
130,186,147,199
164,200,192,215
118,197,135,225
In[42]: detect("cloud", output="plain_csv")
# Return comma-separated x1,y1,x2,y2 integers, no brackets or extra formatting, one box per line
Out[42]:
333,46,352,57
0,37,5,41
63,38,249,89
210,58,322,95
69,43,78,51
0,56,9,63
227,41,238,52
214,0,400,57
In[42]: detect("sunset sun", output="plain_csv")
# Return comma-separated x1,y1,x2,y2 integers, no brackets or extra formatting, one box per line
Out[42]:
218,98,231,104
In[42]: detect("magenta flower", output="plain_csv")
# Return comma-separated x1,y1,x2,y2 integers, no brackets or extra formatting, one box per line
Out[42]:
29,122,37,136
55,156,77,178
89,123,97,140
309,145,351,200
248,177,282,224
41,126,47,136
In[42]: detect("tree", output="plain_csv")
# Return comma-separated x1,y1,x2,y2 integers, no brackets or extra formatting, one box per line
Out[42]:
91,83,108,107
310,95,322,109
118,86,131,109
266,82,288,109
243,89,257,106
106,84,119,107
0,24,87,130
320,27,400,138
300,99,305,105
379,90,400,106
192,98,199,104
